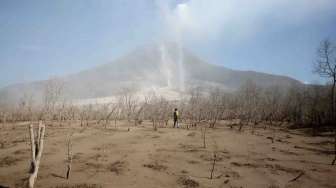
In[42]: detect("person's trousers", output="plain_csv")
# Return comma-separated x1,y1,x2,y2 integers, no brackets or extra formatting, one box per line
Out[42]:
173,119,178,128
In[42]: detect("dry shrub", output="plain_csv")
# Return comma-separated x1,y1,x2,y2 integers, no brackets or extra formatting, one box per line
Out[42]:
108,161,127,175
72,152,84,160
230,161,300,174
264,164,301,174
0,156,21,167
177,176,199,188
89,154,105,161
85,162,105,172
223,170,241,178
143,162,167,171
230,162,259,168
85,160,127,174
268,184,280,188
278,149,299,156
200,152,228,161
54,184,102,188
187,132,196,137
179,144,199,153
187,160,199,164
13,149,27,155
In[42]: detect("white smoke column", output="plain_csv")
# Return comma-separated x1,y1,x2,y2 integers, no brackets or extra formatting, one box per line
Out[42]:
175,3,188,92
160,44,172,88
177,39,185,91
158,1,191,92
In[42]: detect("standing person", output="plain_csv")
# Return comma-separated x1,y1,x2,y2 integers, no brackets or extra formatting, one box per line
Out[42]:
173,108,179,128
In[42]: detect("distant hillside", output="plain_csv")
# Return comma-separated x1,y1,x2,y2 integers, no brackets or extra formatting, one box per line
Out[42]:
0,43,302,104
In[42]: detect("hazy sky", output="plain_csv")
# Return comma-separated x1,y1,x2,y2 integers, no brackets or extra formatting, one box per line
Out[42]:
1,0,335,88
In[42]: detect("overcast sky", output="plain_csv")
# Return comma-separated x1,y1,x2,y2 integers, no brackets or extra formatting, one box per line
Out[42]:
1,0,336,88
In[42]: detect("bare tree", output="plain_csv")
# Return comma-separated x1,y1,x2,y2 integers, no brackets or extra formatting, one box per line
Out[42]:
16,93,34,122
260,86,283,127
314,39,336,121
204,88,224,129
314,39,336,165
40,77,64,122
237,80,260,131
79,104,94,127
103,103,118,129
304,84,329,132
56,99,69,127
65,132,74,179
0,110,7,129
185,87,204,128
120,88,138,123
202,126,207,148
210,152,217,179
28,121,46,188
148,95,160,131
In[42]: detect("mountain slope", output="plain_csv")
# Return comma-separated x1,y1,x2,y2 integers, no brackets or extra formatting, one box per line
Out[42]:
0,43,302,104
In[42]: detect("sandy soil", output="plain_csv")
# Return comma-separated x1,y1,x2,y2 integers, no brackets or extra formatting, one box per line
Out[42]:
0,121,335,188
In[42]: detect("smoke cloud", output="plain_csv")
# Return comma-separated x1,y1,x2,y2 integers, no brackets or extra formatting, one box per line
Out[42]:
157,0,335,42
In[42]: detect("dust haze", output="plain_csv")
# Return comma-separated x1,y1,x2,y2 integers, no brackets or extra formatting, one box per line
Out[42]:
0,0,336,188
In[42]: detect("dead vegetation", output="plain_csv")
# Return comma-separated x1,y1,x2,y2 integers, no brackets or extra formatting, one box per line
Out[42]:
143,162,167,171
28,121,46,188
0,121,335,187
0,156,21,167
53,184,102,188
177,176,199,188
108,161,127,175
0,40,335,187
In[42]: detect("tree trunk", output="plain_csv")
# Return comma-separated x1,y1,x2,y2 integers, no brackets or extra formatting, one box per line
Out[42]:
104,119,108,129
332,129,336,165
1,113,6,129
331,79,335,123
331,78,336,165
153,120,157,131
203,127,207,148
28,122,45,188
210,153,216,179
238,119,244,131
66,134,73,179
66,165,71,179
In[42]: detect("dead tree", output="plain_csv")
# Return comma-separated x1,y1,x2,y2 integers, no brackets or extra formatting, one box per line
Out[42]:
1,111,6,129
57,100,68,127
203,88,224,129
237,80,260,131
103,104,118,129
261,86,282,128
97,103,119,129
40,77,64,122
202,126,207,148
16,93,34,122
186,87,204,128
144,93,160,131
28,121,46,188
313,39,336,165
65,133,73,179
120,88,138,123
210,152,217,179
65,104,77,127
134,103,145,126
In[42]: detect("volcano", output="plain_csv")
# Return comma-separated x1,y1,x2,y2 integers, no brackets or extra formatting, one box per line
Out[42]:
0,43,301,104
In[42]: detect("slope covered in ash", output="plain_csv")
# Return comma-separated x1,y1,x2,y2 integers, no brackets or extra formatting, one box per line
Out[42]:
0,43,301,104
